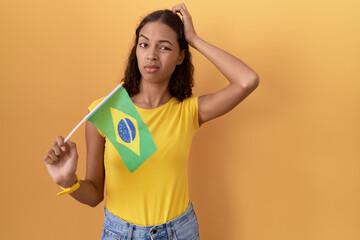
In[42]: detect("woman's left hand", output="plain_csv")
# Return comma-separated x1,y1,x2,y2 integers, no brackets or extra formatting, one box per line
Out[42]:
172,3,198,46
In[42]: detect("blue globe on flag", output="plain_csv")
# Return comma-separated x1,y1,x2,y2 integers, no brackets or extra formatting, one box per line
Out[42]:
117,118,136,143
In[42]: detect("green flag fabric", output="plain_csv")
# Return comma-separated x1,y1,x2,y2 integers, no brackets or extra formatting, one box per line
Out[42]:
88,86,157,172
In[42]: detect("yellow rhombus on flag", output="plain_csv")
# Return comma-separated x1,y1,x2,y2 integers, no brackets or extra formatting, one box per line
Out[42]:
110,107,140,156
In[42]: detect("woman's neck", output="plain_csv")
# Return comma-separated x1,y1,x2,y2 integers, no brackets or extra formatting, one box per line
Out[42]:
131,80,173,109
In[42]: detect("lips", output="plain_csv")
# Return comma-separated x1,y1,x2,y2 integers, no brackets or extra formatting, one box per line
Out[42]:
144,65,160,73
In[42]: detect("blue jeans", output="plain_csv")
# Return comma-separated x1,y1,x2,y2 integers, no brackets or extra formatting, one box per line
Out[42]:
101,201,200,240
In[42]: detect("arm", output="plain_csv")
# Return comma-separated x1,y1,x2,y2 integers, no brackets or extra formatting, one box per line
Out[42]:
68,121,105,206
172,4,260,126
44,121,105,207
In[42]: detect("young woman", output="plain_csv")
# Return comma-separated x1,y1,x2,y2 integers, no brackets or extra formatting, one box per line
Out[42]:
44,3,259,240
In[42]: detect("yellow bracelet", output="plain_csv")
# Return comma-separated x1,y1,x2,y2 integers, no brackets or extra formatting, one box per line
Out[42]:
56,174,81,196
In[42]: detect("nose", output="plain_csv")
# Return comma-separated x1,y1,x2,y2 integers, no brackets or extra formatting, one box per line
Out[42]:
146,47,158,61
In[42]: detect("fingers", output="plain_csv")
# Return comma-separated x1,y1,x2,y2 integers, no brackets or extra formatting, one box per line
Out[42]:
66,139,76,149
66,139,79,158
44,149,56,165
172,3,190,18
56,136,67,152
52,141,62,156
172,3,197,45
44,136,67,165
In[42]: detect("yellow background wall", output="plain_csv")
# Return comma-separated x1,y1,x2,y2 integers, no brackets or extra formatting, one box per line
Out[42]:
1,0,359,239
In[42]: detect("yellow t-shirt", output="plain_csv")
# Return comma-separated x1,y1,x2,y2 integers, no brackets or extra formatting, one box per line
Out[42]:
88,96,199,226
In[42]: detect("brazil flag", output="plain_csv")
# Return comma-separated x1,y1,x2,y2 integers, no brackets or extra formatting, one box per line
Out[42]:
88,86,157,172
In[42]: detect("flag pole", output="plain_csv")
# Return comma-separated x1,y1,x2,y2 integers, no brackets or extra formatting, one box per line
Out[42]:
64,83,124,142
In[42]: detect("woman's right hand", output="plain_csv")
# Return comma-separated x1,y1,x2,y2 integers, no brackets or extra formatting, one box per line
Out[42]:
44,136,79,188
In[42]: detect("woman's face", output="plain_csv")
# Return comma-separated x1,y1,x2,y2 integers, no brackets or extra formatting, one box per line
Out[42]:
136,21,185,84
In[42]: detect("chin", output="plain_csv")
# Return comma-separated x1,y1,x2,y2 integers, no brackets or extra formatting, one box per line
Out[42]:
140,76,170,85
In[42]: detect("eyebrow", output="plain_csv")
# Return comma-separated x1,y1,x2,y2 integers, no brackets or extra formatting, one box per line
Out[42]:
139,34,174,46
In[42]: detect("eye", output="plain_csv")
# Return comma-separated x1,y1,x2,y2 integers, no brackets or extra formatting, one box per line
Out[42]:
139,43,148,48
160,46,171,51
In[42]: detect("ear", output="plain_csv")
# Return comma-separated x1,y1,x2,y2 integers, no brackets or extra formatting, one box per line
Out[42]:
176,50,185,65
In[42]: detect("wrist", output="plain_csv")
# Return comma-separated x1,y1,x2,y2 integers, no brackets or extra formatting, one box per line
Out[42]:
188,35,202,49
56,174,81,196
57,174,77,188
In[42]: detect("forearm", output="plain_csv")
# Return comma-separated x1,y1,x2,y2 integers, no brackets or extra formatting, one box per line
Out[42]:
45,129,105,207
68,179,104,207
58,175,103,207
65,121,106,207
190,36,259,88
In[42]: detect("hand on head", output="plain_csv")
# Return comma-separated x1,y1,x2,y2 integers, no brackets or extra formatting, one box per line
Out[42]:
172,3,198,45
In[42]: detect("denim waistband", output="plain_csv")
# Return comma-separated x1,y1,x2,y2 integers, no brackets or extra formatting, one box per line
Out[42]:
103,200,196,238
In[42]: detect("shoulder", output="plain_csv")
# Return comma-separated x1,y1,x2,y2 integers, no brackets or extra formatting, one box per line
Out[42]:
87,97,106,138
180,96,198,110
178,96,200,129
177,95,198,104
88,97,106,112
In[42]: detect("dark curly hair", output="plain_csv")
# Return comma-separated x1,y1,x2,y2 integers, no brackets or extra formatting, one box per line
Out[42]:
122,9,194,102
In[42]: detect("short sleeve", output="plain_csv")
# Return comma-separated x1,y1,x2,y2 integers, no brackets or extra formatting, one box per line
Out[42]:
184,96,200,130
88,97,106,138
